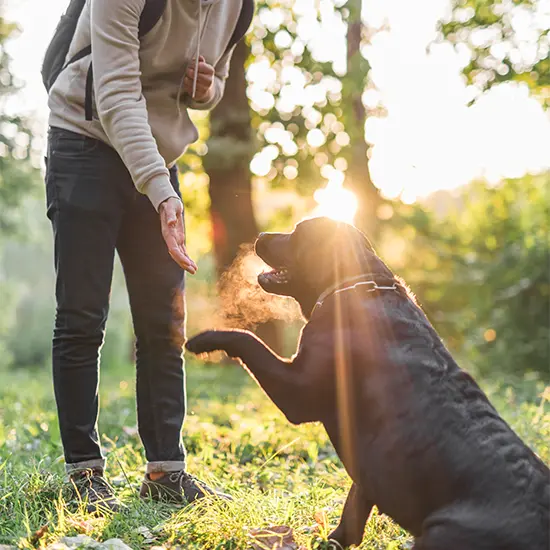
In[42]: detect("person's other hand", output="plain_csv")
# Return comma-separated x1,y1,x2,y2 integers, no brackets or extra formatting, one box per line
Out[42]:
184,56,215,102
159,197,197,274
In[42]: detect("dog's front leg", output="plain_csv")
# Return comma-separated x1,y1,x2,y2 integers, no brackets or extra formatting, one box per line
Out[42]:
186,330,310,423
328,483,373,548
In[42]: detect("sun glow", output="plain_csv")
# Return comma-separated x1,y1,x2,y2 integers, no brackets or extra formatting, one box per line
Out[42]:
313,178,358,225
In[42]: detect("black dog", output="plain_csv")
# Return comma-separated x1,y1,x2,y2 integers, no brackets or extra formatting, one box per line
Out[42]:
187,217,549,549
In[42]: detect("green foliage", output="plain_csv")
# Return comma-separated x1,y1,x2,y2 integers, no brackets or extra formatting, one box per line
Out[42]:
391,173,550,380
0,10,41,368
247,0,373,197
0,14,39,234
440,0,550,106
0,360,547,548
0,195,136,371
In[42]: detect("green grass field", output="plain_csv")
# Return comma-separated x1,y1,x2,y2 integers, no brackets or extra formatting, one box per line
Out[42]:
0,359,548,549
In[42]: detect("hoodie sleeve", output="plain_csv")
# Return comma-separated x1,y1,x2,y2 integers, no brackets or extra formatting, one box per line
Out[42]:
90,0,179,211
186,46,235,111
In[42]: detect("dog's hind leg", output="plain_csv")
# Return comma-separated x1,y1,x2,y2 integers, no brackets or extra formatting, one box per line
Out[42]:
412,527,472,550
414,504,543,550
414,523,516,550
328,483,373,548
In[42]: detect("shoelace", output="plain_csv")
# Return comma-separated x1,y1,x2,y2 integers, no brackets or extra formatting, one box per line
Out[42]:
169,470,202,488
73,469,115,500
89,475,115,499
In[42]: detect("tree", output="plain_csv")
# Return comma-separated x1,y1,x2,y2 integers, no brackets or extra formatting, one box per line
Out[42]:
245,0,386,233
0,14,37,234
204,41,284,352
0,10,40,369
440,0,550,106
341,0,382,237
204,41,258,277
391,173,550,381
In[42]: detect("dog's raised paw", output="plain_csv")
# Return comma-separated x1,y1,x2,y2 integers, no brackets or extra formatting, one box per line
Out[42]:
186,331,224,355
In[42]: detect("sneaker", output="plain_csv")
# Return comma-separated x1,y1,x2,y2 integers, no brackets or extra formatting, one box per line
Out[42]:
139,470,232,504
69,468,121,514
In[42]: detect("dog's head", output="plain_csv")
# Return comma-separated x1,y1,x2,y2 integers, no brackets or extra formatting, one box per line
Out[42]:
255,217,393,317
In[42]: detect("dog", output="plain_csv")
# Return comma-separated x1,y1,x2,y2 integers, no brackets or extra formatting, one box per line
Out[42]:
186,217,549,549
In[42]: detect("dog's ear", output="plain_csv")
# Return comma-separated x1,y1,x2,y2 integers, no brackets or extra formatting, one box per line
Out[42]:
291,218,369,287
293,217,391,286
331,223,379,274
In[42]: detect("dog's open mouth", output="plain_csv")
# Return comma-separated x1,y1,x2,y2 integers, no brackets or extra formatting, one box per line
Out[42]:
258,267,291,287
255,232,293,293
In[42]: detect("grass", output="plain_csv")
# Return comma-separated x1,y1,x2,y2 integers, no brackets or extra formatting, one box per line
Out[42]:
0,359,548,549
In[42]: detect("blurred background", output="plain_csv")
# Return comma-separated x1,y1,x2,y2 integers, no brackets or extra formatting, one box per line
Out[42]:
0,0,549,385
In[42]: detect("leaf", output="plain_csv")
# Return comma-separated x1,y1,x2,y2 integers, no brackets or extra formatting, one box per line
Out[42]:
249,525,298,550
66,518,94,534
30,524,49,545
136,526,157,544
314,510,329,529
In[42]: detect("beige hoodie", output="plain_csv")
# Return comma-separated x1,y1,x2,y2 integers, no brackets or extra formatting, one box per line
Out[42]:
48,0,244,210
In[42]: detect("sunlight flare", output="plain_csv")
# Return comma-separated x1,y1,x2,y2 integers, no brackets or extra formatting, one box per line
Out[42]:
313,178,358,225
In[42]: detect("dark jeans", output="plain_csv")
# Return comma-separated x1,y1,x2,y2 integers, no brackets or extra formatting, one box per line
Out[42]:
45,127,186,472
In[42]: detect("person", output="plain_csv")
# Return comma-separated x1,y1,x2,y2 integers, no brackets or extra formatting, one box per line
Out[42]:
44,0,252,512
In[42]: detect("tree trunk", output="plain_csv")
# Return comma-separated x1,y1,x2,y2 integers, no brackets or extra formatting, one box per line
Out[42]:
344,0,382,240
205,41,257,273
204,40,283,353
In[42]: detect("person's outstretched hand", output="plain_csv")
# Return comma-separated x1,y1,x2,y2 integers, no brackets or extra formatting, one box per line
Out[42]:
159,197,197,274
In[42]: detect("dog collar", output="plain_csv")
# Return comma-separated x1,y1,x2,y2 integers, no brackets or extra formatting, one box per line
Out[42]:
313,274,400,313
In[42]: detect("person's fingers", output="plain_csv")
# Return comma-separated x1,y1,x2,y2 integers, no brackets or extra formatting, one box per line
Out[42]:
189,78,213,98
188,56,207,69
183,76,194,93
194,82,210,94
196,73,214,87
184,75,211,89
187,62,215,77
183,80,212,100
183,76,212,98
174,216,198,273
165,234,197,274
160,205,196,274
198,62,215,76
185,72,213,89
171,248,196,274
179,244,198,273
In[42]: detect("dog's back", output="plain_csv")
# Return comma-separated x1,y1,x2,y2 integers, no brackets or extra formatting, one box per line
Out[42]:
340,290,550,548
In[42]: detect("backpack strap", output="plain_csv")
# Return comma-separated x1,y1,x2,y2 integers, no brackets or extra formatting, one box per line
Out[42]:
70,0,167,121
85,64,94,121
64,45,91,71
139,0,167,37
225,0,254,53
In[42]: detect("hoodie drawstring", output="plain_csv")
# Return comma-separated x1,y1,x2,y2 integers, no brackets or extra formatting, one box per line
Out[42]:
193,0,203,99
176,0,215,114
